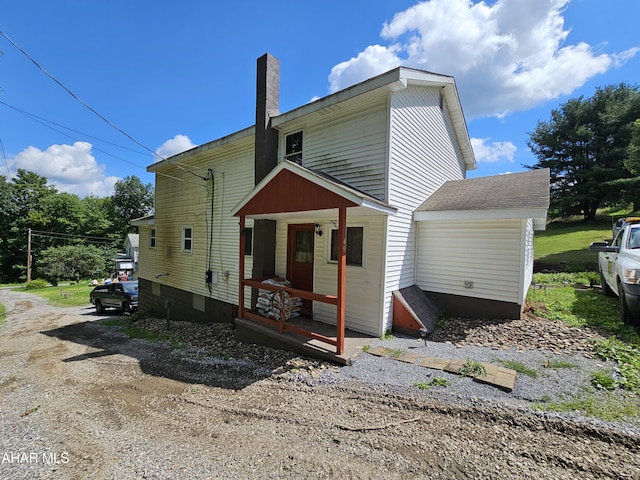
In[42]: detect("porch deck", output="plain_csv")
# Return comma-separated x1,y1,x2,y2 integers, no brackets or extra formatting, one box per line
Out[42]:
234,315,374,365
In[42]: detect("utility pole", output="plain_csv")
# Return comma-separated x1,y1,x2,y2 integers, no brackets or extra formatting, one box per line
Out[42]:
26,228,31,282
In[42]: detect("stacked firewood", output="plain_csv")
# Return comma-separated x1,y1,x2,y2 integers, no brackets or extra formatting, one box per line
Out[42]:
256,277,302,321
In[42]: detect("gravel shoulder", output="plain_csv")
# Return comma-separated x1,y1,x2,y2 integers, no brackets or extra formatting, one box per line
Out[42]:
1,287,639,479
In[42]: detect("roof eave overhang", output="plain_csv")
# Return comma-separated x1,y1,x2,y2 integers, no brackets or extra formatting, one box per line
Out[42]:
414,208,548,229
271,67,476,171
271,69,407,128
147,126,255,173
131,216,155,226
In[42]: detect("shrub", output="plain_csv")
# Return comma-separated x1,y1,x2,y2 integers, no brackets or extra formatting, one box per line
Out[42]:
23,279,49,290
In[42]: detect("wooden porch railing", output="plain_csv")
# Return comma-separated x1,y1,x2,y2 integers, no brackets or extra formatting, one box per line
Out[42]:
240,278,341,352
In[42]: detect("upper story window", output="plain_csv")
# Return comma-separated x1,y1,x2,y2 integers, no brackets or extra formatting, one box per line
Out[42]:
285,131,303,164
329,226,365,267
150,228,157,249
182,226,193,253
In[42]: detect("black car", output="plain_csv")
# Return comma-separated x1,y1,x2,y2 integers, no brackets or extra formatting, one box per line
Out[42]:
90,280,139,313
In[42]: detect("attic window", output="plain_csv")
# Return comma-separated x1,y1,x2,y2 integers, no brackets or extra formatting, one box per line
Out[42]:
285,131,303,164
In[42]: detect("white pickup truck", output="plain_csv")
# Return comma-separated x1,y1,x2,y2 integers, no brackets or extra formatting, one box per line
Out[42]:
590,217,640,326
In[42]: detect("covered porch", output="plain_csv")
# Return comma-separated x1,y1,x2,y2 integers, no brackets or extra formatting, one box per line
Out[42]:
232,161,396,357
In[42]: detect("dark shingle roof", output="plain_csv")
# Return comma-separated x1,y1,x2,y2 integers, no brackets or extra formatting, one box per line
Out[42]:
416,169,550,213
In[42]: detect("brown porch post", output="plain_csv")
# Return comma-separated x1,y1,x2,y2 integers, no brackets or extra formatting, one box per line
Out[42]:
239,216,246,319
336,206,346,355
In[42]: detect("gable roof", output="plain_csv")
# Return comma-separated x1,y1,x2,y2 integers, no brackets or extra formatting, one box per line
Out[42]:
146,65,475,173
124,233,139,249
232,160,397,219
131,214,155,226
414,169,550,229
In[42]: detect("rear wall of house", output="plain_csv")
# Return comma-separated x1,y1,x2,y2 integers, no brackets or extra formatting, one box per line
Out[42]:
137,138,255,322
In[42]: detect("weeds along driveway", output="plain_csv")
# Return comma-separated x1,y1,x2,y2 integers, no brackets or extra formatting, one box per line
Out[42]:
0,287,639,480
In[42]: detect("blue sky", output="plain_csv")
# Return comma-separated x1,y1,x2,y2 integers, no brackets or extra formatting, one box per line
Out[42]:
1,0,638,197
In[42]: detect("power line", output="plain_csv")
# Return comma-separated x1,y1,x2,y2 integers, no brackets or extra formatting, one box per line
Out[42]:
0,29,164,161
0,136,10,178
30,229,117,241
0,100,149,156
30,230,119,245
0,100,151,171
0,29,210,183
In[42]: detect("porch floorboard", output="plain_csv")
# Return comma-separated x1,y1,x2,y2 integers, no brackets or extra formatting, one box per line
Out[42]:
234,316,374,365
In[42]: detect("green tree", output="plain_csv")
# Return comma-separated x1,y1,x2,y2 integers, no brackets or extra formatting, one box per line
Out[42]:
36,244,108,284
38,192,87,235
111,176,154,235
626,119,640,175
1,170,58,281
527,83,640,220
0,175,17,280
81,195,117,238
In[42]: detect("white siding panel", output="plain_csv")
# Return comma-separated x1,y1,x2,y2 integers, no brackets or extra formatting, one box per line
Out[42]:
274,215,385,336
416,219,524,304
143,139,254,308
382,87,467,332
301,100,389,201
521,219,535,304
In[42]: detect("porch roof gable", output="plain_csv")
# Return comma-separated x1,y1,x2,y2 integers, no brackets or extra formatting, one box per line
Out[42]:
232,160,397,218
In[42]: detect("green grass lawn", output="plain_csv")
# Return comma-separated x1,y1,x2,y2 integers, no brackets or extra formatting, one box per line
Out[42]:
15,282,95,307
534,218,613,271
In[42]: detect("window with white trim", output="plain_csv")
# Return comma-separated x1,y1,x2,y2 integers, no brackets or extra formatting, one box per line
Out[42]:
329,226,364,267
285,131,303,163
182,226,193,253
150,228,156,249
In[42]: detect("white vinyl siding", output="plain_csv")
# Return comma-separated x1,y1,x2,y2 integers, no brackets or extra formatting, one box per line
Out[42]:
284,99,389,201
521,219,535,304
416,219,525,304
381,86,467,332
274,215,385,336
143,137,255,308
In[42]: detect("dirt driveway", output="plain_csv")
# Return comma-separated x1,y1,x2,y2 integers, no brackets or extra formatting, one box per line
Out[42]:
1,288,639,479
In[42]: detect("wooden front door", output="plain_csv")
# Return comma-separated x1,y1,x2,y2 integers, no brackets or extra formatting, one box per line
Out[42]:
287,224,315,311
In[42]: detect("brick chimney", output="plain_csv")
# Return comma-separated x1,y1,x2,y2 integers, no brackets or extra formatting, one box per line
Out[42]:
252,53,279,284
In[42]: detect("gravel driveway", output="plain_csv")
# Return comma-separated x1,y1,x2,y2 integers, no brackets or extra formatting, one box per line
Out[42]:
1,287,639,479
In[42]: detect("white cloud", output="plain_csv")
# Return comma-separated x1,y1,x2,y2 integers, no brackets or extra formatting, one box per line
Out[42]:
329,45,402,93
10,141,118,197
471,137,517,163
328,0,637,118
154,134,196,160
